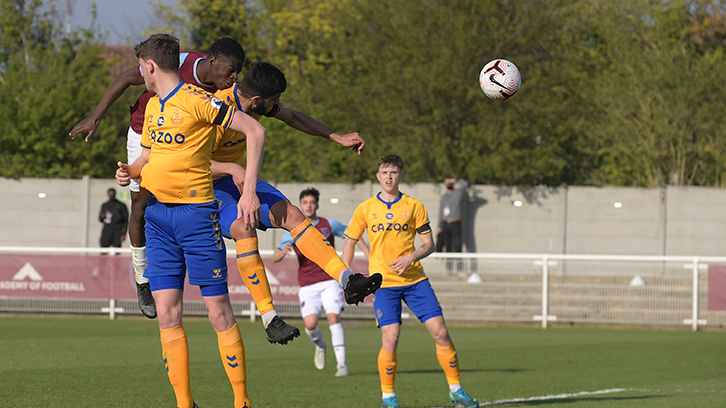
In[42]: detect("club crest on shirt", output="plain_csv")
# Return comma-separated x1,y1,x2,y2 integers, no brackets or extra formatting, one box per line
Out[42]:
171,110,184,125
210,96,224,110
320,227,330,238
156,116,165,127
385,212,394,220
400,209,411,221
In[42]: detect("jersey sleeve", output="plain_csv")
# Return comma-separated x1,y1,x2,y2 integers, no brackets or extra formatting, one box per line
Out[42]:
277,231,294,249
344,204,367,241
413,201,431,232
191,93,235,129
327,218,347,238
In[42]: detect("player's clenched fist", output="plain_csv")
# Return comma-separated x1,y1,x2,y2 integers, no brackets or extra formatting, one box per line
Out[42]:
115,162,131,186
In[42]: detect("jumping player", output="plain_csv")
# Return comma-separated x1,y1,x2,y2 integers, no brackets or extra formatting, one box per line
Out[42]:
70,37,245,319
210,62,382,326
115,33,264,408
273,187,370,376
342,155,479,408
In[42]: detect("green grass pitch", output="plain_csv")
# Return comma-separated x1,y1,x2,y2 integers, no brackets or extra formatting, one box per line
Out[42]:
0,315,724,407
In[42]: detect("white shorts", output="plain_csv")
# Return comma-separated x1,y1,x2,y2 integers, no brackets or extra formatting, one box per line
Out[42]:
126,127,143,193
298,279,344,318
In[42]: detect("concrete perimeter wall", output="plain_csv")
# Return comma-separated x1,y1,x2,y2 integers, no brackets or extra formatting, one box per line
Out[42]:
2,177,726,256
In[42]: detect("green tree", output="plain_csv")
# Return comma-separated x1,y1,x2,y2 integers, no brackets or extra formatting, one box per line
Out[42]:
0,0,129,178
585,0,726,186
148,0,269,66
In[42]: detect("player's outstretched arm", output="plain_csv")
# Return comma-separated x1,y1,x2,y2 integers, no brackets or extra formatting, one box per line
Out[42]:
274,104,365,155
69,66,145,142
228,111,266,229
388,226,435,275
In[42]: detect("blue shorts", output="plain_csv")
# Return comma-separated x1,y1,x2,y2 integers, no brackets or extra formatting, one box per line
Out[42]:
214,176,288,237
373,278,443,327
144,198,228,291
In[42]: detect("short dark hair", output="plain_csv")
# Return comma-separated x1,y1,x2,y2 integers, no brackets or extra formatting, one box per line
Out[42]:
134,33,179,72
209,37,245,69
238,62,287,99
299,187,320,203
378,154,404,171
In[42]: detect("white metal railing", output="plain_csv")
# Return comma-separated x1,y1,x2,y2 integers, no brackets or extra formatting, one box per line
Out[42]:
2,247,725,330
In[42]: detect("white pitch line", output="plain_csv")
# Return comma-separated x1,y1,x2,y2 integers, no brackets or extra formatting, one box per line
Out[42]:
479,388,628,406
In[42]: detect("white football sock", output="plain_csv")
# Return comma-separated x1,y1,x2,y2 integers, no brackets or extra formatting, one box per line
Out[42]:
305,326,325,348
261,310,278,329
131,245,147,284
329,322,346,367
338,270,353,289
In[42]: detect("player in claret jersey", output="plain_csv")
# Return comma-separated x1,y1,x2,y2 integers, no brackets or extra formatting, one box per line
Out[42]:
342,155,478,408
273,187,371,377
70,37,245,319
114,33,264,408
209,63,382,339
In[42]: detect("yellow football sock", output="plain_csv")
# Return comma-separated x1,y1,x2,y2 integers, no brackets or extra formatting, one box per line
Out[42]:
378,348,398,393
217,323,250,408
236,238,274,315
160,325,194,408
436,343,461,385
290,219,348,281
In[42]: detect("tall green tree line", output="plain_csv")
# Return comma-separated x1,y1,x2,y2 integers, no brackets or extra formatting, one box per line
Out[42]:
0,0,131,178
2,0,726,187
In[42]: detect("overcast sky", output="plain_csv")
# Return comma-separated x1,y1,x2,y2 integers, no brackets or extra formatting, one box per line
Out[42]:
68,0,177,45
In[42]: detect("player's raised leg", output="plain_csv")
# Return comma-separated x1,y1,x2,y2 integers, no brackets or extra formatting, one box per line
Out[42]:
216,180,300,344
268,199,381,304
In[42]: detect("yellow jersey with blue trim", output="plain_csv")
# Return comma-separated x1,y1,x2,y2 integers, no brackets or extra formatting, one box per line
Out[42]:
140,81,236,203
211,84,280,169
344,192,431,288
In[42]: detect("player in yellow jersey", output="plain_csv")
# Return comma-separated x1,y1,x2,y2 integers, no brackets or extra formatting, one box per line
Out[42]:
70,38,245,319
210,63,382,333
114,34,264,408
342,155,478,408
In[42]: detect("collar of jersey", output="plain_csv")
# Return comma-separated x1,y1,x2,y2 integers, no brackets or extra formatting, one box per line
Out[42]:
376,192,403,209
159,81,185,112
232,84,244,110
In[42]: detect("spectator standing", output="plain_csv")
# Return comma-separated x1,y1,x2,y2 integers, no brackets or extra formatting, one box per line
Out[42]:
436,177,469,273
99,188,128,248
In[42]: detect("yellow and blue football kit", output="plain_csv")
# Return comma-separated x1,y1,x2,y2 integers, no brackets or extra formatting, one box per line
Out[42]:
211,84,354,316
140,81,236,295
347,192,468,402
345,192,443,326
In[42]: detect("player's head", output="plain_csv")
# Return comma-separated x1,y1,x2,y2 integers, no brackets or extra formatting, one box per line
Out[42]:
299,187,320,219
135,34,180,91
135,33,180,72
376,155,404,195
107,188,116,199
238,62,287,115
206,37,245,90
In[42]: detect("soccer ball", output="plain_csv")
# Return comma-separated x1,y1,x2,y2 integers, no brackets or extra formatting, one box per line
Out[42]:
479,59,521,100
